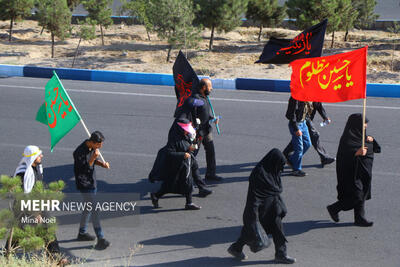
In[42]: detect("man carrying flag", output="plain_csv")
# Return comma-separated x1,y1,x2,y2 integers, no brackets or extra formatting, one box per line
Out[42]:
173,52,222,182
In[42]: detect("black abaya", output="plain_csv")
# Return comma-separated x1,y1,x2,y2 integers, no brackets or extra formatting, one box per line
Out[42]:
335,113,380,210
233,148,288,256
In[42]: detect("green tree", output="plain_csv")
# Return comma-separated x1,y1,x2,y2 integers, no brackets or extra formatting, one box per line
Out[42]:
286,0,340,47
149,0,201,62
353,0,379,29
246,0,286,41
72,18,96,67
120,0,153,41
36,0,72,58
388,22,400,72
194,0,248,51
0,175,65,257
67,0,81,11
338,0,358,41
82,0,113,46
0,0,35,42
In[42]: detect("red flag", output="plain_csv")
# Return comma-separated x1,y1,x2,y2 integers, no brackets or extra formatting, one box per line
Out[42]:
290,46,367,103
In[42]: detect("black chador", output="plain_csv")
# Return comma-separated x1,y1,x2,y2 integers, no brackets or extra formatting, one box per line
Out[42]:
149,119,201,210
327,113,381,227
228,149,296,264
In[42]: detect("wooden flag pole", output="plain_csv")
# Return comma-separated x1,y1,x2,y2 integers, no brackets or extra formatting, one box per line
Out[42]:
361,98,367,148
80,119,106,163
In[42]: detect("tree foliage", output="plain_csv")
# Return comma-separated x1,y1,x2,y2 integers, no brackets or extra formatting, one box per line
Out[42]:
246,0,286,41
72,18,97,67
194,0,248,51
337,0,358,41
353,0,379,29
82,0,113,46
36,0,72,58
120,0,153,40
66,0,81,12
148,0,201,62
0,0,35,42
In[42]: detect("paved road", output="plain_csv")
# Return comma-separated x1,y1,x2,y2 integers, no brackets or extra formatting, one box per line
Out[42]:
0,77,399,267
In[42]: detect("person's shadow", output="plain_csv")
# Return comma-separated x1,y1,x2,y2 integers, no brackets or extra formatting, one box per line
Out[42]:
139,220,352,250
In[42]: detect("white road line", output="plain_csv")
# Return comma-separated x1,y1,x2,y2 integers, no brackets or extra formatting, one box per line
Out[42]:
1,84,400,110
0,142,234,164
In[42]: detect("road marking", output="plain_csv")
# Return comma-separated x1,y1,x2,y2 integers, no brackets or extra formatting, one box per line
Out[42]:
1,84,400,110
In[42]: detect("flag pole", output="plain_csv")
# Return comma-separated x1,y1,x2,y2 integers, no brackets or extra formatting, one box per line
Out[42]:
361,97,367,148
206,96,221,135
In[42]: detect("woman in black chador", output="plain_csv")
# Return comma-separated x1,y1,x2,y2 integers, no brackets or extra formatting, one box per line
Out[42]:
327,113,381,227
149,118,201,210
228,148,296,264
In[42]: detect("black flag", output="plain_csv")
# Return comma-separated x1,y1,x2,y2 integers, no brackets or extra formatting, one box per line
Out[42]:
172,50,200,117
256,19,327,64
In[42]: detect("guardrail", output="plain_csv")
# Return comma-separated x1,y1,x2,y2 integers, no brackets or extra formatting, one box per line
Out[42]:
0,64,399,98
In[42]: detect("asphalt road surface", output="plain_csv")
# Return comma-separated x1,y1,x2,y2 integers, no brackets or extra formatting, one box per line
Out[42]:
0,77,399,267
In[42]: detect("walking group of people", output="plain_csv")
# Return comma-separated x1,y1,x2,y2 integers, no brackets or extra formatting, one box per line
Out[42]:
9,78,380,265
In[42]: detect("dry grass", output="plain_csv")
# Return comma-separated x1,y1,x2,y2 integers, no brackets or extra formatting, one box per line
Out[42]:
0,20,399,83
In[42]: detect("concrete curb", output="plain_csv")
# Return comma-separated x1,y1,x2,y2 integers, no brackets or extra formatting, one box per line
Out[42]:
1,64,399,97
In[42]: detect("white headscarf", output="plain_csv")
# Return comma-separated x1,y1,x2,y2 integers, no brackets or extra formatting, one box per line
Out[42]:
14,145,42,193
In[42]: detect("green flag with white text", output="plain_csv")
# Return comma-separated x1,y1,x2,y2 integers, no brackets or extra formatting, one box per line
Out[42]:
36,72,81,151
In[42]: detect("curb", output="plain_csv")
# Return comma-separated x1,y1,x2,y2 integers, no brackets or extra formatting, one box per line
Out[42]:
0,64,399,97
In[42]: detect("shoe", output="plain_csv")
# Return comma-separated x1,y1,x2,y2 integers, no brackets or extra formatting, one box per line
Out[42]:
150,193,159,208
321,157,335,168
205,174,223,181
249,238,271,253
354,219,373,227
198,188,213,198
327,205,339,222
290,170,307,177
275,255,296,264
94,238,111,250
185,203,201,210
227,244,248,260
77,233,96,241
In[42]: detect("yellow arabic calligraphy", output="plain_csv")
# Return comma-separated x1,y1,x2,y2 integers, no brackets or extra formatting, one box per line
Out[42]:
300,59,353,90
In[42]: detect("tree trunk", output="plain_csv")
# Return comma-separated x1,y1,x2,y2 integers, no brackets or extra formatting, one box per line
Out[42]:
167,45,172,62
6,227,14,259
209,25,215,51
331,31,335,48
344,30,349,41
72,37,82,68
258,24,263,42
100,25,104,46
40,26,45,35
51,32,55,58
9,17,14,42
146,29,151,41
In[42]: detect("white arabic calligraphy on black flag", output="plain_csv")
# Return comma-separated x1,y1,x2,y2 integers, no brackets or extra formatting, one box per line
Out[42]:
256,19,327,64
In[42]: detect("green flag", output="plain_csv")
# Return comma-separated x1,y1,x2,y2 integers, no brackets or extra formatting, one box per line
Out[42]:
36,71,81,151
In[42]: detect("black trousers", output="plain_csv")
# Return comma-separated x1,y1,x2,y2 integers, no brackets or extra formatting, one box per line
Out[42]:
329,199,367,222
195,133,217,177
191,156,207,191
155,186,192,204
283,118,331,162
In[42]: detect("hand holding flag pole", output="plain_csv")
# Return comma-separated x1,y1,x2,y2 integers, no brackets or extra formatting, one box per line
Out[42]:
206,96,221,135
